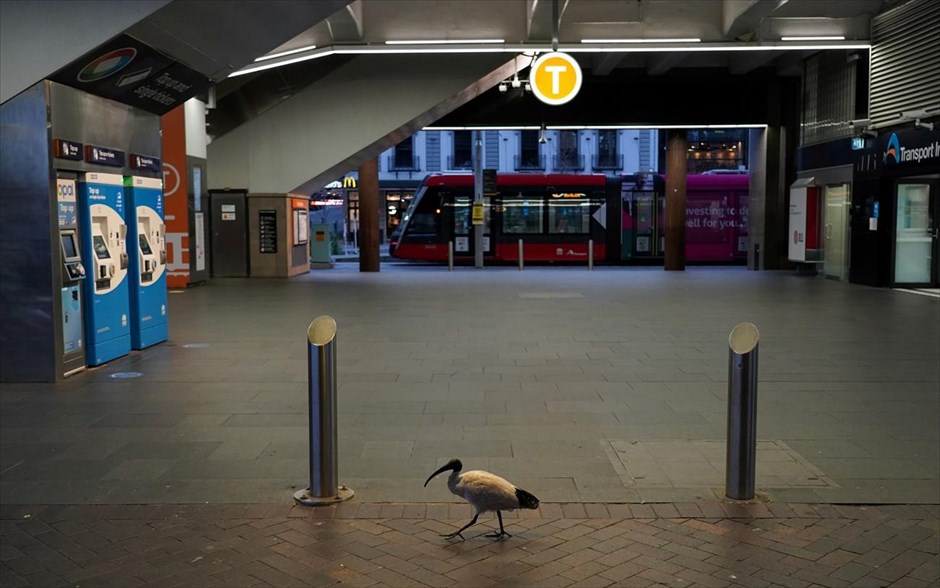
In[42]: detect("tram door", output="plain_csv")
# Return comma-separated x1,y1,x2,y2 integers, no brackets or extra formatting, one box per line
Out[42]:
622,189,664,259
450,194,491,258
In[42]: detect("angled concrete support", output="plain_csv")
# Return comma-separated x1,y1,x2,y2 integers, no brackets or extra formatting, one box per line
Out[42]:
207,54,518,195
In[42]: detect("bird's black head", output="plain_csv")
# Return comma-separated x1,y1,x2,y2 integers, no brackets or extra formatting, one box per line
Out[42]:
424,458,462,487
515,487,540,510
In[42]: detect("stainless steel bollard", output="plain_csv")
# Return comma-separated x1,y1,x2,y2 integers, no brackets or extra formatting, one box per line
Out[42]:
294,316,354,506
448,241,454,272
588,239,594,270
726,322,760,500
518,239,524,271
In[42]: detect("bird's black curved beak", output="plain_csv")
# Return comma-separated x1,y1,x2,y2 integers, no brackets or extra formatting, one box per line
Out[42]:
424,460,459,487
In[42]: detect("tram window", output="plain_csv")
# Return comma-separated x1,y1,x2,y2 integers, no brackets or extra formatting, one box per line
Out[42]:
409,212,439,236
450,195,469,235
407,190,442,238
502,193,544,234
549,195,590,234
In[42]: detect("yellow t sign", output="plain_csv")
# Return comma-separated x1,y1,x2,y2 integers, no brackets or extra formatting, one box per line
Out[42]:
529,52,583,105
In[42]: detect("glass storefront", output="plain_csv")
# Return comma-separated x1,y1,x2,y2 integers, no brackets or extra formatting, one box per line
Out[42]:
823,184,850,281
894,182,937,285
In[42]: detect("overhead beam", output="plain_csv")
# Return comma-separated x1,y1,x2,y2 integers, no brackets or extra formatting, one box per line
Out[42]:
723,0,789,40
207,54,519,195
527,0,569,43
327,1,363,43
647,52,687,76
774,50,813,76
729,50,779,75
593,53,624,76
128,0,351,82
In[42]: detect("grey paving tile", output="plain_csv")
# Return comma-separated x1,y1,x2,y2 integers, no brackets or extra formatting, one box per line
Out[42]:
101,459,177,481
411,440,512,459
108,442,223,461
1,267,937,505
221,414,307,427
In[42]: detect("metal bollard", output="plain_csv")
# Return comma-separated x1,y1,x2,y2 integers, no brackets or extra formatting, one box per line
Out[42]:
726,322,760,500
588,239,594,271
518,239,524,271
294,316,354,506
448,241,454,272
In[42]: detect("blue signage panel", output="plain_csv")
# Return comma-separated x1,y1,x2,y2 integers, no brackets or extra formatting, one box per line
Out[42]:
78,173,131,365
85,145,126,167
54,139,83,160
130,154,162,173
880,129,940,168
125,177,168,349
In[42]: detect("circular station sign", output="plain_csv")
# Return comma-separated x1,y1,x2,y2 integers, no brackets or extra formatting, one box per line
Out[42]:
77,48,137,83
528,52,583,106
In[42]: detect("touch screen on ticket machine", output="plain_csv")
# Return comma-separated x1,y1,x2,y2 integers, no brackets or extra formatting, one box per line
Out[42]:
138,234,154,255
59,229,85,281
91,233,116,288
93,235,111,259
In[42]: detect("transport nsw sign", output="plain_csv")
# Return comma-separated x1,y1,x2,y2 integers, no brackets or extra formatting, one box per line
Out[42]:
529,52,582,106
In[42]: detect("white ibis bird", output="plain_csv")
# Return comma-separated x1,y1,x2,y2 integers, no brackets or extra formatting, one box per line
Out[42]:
424,458,539,540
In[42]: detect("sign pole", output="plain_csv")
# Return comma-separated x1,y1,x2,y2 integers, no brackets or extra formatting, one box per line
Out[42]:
473,131,484,268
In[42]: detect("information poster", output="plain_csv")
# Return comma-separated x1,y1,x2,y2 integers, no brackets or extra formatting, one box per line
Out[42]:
259,210,278,254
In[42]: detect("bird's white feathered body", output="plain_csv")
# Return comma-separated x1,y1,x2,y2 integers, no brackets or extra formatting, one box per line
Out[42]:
448,469,520,514
425,458,539,540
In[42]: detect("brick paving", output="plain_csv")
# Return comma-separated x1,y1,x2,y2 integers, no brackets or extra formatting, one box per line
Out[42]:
1,502,937,587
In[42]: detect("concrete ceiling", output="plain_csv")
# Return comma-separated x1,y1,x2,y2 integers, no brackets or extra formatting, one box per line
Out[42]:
207,0,888,139
126,0,352,82
268,0,886,48
253,0,888,76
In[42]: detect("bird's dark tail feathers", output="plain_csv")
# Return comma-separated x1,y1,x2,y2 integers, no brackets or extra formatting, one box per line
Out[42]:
515,487,540,510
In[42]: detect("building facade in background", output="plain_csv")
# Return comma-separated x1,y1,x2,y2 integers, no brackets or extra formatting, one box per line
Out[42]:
313,128,747,247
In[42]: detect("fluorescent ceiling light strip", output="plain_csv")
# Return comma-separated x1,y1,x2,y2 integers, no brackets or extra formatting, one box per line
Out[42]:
423,126,543,131
781,36,845,41
385,39,505,45
254,44,317,62
334,47,510,54
565,42,869,52
581,38,701,43
231,39,870,77
230,49,334,77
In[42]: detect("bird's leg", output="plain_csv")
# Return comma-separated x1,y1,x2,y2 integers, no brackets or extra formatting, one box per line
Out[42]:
441,513,479,540
484,511,512,540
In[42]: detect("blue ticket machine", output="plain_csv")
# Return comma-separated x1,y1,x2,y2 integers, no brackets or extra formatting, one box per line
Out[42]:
56,177,86,376
125,176,168,349
78,172,130,365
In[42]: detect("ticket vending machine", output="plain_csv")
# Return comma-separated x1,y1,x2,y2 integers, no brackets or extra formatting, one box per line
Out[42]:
56,178,86,376
125,176,168,349
78,172,130,365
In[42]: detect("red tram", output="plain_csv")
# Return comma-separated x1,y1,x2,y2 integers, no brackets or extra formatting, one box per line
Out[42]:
389,172,749,264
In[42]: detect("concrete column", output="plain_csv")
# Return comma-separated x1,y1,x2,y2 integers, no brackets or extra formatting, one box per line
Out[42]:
747,128,766,270
358,158,380,272
664,130,687,271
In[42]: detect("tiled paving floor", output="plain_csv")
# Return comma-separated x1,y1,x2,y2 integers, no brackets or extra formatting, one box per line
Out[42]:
2,502,937,587
2,265,938,585
2,266,937,505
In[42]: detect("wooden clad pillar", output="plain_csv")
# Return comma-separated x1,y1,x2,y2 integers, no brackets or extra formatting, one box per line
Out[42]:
358,158,380,272
664,130,687,271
